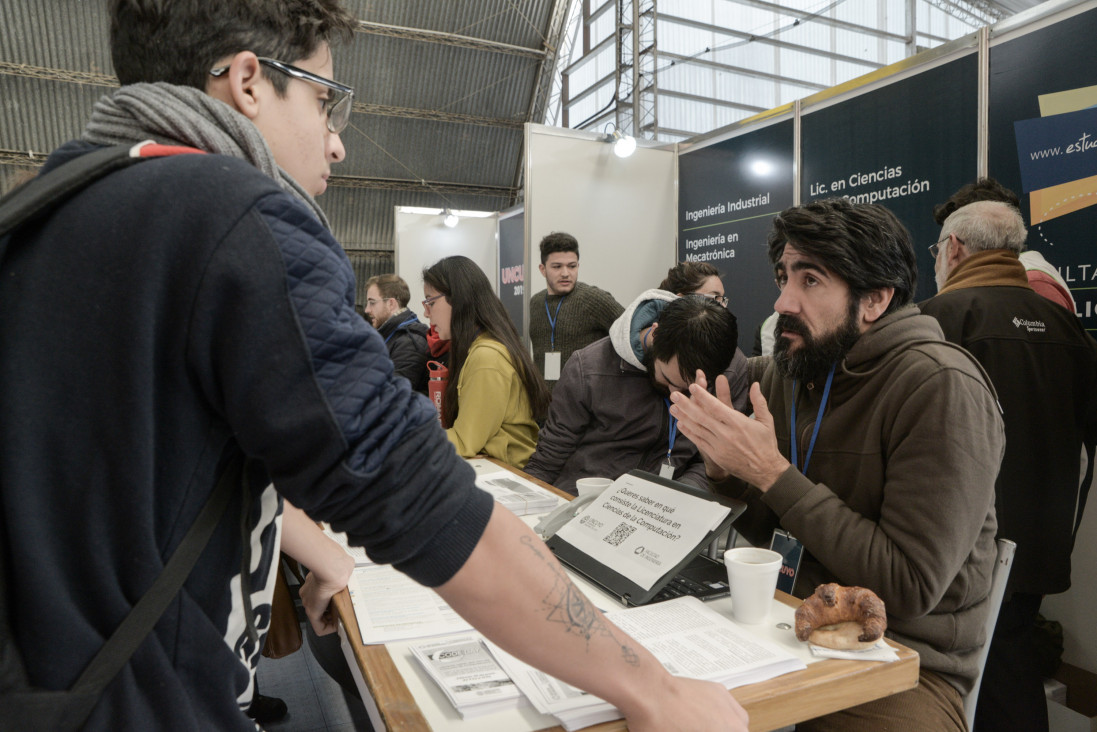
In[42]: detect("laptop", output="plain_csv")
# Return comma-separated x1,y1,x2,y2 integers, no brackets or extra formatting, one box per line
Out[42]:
545,470,747,607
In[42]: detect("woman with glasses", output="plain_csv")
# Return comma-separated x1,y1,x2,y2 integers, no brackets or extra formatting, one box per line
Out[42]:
659,261,728,305
422,256,550,468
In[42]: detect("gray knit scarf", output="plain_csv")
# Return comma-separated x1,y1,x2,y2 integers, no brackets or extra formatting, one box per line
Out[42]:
82,82,330,228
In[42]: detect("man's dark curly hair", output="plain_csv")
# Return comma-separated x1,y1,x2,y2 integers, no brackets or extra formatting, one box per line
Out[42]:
933,177,1021,226
768,198,917,315
538,232,579,265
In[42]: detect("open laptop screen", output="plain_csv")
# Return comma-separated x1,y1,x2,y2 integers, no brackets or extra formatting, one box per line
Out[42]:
546,470,746,606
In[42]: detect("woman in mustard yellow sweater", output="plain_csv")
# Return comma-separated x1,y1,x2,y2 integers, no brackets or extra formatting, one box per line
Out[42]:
422,256,550,468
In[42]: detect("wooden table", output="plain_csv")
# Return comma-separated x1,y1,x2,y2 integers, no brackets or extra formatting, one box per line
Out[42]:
332,461,920,732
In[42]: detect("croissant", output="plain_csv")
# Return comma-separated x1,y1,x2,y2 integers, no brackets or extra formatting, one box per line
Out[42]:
794,583,887,650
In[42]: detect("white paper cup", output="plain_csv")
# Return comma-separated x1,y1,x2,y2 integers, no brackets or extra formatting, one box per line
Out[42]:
575,477,613,499
723,547,783,624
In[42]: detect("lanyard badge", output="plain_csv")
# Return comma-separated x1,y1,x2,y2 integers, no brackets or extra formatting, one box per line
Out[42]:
544,296,566,380
660,397,678,479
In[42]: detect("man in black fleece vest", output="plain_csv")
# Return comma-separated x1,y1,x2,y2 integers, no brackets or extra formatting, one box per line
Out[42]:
923,200,1097,732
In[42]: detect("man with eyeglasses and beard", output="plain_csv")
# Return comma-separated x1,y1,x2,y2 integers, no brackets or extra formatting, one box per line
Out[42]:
669,198,1006,731
363,274,431,394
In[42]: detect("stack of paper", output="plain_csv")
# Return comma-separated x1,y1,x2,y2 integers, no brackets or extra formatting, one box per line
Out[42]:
348,564,473,644
469,460,560,516
322,525,373,566
323,459,560,573
409,634,529,718
486,596,806,731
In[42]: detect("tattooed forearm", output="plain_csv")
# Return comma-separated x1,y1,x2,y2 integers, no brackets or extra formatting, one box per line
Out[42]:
520,535,641,667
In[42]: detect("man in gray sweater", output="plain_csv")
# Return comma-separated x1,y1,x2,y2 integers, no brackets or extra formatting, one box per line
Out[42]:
528,232,623,389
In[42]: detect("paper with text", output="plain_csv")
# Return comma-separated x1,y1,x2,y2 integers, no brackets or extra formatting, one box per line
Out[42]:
474,469,560,516
322,524,374,566
409,633,527,718
349,565,472,644
554,473,730,590
486,596,805,731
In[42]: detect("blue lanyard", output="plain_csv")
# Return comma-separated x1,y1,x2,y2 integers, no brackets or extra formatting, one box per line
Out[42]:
545,296,566,350
789,363,836,475
383,318,414,344
663,398,678,460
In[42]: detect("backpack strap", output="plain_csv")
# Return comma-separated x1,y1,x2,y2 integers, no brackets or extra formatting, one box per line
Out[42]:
1,460,242,731
73,460,242,697
0,139,218,730
0,140,205,243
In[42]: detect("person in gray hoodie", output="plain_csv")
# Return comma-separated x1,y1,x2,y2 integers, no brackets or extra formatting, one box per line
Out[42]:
525,291,741,495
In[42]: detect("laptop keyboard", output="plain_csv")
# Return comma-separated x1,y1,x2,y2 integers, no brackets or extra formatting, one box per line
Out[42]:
651,574,728,603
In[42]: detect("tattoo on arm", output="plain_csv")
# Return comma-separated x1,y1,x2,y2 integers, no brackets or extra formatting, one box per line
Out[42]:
520,535,640,667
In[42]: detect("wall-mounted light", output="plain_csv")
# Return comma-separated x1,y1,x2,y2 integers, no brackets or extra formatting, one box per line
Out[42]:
443,209,459,228
751,160,773,176
603,123,636,158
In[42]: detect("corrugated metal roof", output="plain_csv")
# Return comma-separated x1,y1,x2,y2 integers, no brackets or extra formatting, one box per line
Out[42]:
360,0,554,45
0,1,113,71
0,0,568,303
2,0,1046,300
346,35,537,118
0,75,106,152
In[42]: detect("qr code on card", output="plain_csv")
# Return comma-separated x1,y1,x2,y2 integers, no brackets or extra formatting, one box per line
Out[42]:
603,522,636,547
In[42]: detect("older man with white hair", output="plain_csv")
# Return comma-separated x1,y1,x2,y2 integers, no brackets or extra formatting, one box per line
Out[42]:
921,200,1097,732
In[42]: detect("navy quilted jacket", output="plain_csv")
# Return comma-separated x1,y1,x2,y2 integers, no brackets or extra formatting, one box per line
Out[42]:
0,141,492,730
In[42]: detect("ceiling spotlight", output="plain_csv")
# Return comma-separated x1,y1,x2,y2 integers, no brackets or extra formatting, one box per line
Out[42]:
603,123,637,158
443,210,458,228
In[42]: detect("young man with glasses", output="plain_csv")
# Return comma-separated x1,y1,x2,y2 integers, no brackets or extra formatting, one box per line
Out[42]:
0,2,748,730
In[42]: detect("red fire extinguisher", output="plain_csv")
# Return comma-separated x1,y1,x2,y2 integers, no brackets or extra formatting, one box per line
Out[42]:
427,360,448,425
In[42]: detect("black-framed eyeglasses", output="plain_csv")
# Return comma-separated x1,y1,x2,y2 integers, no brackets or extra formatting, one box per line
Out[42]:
209,57,354,134
422,294,444,310
691,292,729,307
929,234,964,258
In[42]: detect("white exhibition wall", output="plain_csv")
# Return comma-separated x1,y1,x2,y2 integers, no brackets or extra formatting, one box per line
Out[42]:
524,124,677,316
393,208,499,303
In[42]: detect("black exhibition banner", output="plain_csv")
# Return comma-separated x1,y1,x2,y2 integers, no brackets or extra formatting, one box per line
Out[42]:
801,53,979,304
498,210,526,338
989,5,1097,333
678,119,795,354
